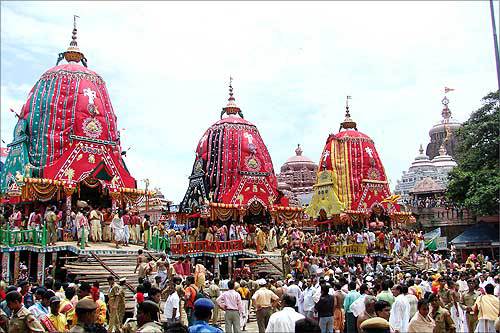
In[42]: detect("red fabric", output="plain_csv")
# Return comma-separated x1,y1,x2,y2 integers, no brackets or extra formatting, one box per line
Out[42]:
136,292,144,304
20,62,136,189
318,129,400,213
182,261,191,276
90,287,100,302
173,262,184,276
195,115,281,208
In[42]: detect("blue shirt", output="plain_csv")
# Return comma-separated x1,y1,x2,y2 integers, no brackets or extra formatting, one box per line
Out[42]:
343,290,361,313
188,320,223,333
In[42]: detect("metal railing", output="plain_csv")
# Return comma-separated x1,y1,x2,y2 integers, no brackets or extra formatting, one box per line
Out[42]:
0,225,47,247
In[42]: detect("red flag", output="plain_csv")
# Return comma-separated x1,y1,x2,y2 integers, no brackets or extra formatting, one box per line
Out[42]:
444,87,455,93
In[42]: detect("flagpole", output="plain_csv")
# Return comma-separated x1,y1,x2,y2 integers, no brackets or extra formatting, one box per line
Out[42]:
490,0,500,92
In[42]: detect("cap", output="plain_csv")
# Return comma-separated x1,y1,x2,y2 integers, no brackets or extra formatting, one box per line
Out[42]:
360,317,390,330
257,279,267,286
50,296,61,304
75,298,97,311
194,298,214,311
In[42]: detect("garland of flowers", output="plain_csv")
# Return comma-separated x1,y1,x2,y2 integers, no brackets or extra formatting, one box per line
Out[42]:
81,178,101,189
248,201,264,216
25,182,60,202
211,207,237,221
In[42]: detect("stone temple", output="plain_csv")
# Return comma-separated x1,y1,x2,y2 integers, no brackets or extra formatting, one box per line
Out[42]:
277,144,317,207
395,94,460,203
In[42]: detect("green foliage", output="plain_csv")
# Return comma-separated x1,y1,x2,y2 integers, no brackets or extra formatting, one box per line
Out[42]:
447,91,500,216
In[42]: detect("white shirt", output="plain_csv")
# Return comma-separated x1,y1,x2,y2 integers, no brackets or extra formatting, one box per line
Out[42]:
164,292,180,320
350,294,366,317
457,279,468,293
286,284,302,307
419,281,432,293
302,286,317,312
389,294,410,333
265,307,305,333
405,294,418,319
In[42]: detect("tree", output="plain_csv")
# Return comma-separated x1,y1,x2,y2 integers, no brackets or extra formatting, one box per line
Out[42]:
447,91,499,216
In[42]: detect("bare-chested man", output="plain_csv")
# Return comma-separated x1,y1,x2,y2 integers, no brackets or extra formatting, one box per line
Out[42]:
156,254,168,288
333,282,345,333
134,249,148,279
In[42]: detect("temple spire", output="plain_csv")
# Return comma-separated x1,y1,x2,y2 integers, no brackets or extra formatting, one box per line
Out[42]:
295,144,303,156
419,144,424,155
441,87,454,123
340,95,357,131
221,76,243,118
57,15,87,67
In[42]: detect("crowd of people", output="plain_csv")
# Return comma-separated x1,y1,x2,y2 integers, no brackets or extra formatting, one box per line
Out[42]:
0,244,497,333
1,204,499,332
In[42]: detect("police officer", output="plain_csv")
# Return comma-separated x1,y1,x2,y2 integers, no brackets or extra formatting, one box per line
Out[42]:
5,290,44,333
359,316,391,333
136,301,163,332
189,298,223,333
70,298,99,333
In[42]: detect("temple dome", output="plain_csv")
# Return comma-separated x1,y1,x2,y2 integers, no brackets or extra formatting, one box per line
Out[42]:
180,80,281,212
306,102,399,219
282,144,316,171
1,20,136,192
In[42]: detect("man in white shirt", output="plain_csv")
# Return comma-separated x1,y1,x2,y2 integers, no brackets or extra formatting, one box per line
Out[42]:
457,274,469,294
389,285,410,333
301,279,317,319
285,280,302,312
419,277,432,294
266,294,304,333
163,284,180,325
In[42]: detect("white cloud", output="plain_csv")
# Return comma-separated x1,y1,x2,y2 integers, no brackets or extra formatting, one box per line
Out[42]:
1,1,498,202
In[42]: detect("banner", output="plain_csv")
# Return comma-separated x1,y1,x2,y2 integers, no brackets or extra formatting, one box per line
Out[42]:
424,228,441,251
435,237,448,251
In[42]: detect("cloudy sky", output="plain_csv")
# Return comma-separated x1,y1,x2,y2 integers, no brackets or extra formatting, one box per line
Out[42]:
1,1,498,203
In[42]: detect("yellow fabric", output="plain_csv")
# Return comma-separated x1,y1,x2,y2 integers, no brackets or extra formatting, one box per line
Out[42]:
332,139,351,208
475,294,500,321
305,170,344,218
59,299,75,327
49,313,68,332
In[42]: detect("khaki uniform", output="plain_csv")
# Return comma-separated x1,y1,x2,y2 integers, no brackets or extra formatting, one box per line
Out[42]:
438,288,451,308
208,283,221,324
45,211,58,244
462,290,479,332
9,306,44,333
137,321,163,332
89,210,102,242
432,306,456,333
109,284,125,332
